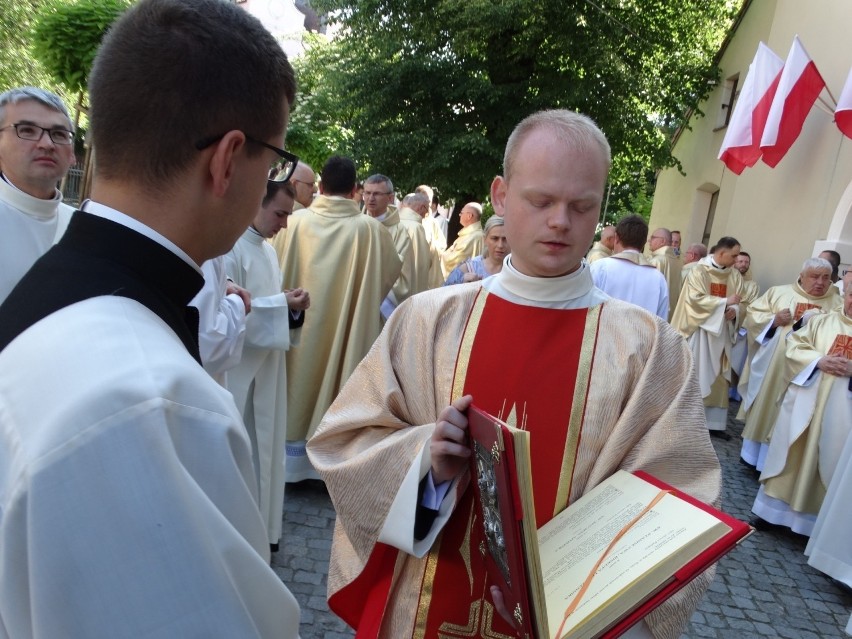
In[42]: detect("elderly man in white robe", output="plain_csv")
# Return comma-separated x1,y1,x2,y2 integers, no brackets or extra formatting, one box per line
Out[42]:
738,257,841,470
226,180,309,551
751,283,852,535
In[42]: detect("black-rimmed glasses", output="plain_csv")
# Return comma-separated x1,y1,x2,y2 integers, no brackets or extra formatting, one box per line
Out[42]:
195,133,298,183
0,123,74,145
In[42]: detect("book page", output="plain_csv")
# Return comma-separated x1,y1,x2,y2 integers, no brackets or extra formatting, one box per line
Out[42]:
537,470,728,637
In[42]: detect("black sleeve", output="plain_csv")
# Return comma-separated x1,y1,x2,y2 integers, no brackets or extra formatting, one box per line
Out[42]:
288,309,305,329
414,475,440,541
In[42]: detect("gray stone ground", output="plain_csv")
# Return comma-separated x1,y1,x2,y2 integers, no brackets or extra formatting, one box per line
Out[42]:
274,400,852,638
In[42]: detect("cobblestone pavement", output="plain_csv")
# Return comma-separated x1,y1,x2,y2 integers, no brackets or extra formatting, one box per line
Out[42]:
275,401,852,638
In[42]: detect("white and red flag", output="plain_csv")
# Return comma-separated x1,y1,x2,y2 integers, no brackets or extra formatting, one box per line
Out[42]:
719,42,784,175
760,36,826,167
718,42,784,174
835,68,852,138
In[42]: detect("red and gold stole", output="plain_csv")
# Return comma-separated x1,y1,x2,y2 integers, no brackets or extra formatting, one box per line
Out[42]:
794,302,821,321
828,334,852,358
411,290,602,638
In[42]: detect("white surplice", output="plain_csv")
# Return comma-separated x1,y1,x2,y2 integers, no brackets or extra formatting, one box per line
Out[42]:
0,296,299,638
0,174,74,304
225,227,295,545
191,256,247,385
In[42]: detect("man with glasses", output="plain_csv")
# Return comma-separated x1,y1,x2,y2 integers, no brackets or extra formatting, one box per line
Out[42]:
363,173,421,319
0,0,301,636
0,86,76,304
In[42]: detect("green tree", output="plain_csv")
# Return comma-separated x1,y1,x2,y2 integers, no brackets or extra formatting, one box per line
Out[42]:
0,0,64,96
286,33,357,172
303,0,739,209
31,0,131,96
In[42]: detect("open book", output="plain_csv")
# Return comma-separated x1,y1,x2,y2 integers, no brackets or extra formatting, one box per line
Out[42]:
468,406,751,639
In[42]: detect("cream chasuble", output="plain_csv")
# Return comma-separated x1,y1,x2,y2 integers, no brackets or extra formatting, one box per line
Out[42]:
421,214,447,289
585,240,612,263
648,245,683,320
752,310,852,536
739,283,841,468
441,221,484,279
0,175,74,304
280,195,402,481
378,207,415,319
671,259,746,430
225,227,294,544
308,259,719,639
397,206,432,296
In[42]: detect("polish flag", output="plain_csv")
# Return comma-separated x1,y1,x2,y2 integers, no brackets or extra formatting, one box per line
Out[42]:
760,36,826,168
718,42,784,174
835,68,852,138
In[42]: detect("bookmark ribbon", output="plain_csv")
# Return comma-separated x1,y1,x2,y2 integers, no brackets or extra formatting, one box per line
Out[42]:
553,489,673,639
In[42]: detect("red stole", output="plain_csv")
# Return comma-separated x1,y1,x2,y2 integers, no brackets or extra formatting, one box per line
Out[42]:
413,291,600,638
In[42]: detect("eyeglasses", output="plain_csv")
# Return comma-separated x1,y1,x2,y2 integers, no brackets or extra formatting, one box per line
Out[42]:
195,132,298,183
291,178,316,188
363,190,391,198
0,123,74,145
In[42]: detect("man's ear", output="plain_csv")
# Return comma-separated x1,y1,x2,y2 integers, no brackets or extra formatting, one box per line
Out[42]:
207,130,247,198
490,175,507,217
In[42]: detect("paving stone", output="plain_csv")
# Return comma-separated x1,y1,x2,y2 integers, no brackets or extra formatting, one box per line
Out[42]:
275,403,852,639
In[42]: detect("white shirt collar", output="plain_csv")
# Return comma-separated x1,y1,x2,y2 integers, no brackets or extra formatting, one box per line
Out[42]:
485,255,606,305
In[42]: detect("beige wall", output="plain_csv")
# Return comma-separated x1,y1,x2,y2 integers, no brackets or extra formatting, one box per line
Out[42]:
650,0,852,290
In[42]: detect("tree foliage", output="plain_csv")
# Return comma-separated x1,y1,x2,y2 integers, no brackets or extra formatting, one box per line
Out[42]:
31,0,131,95
300,0,740,207
0,0,64,96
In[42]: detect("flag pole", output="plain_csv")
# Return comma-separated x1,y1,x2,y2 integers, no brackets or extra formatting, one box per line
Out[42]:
814,97,835,116
822,84,838,108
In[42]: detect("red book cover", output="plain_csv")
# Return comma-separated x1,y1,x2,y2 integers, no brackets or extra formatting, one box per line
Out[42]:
467,407,536,637
468,407,752,639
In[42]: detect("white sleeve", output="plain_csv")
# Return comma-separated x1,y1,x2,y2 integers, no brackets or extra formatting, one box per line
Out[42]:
244,293,291,350
192,259,247,377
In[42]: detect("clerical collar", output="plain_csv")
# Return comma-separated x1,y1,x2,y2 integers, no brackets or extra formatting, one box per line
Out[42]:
81,199,202,275
373,211,387,222
709,256,726,269
491,256,596,302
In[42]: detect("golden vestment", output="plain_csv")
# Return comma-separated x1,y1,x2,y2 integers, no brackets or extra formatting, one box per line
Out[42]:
649,245,683,320
585,241,612,263
441,221,484,279
279,195,402,480
308,262,720,639
740,283,842,448
421,214,447,289
755,310,852,532
671,260,746,429
377,207,415,310
397,207,432,298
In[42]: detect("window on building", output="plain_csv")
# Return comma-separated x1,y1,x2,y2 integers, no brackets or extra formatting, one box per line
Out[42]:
702,190,720,247
715,74,740,130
